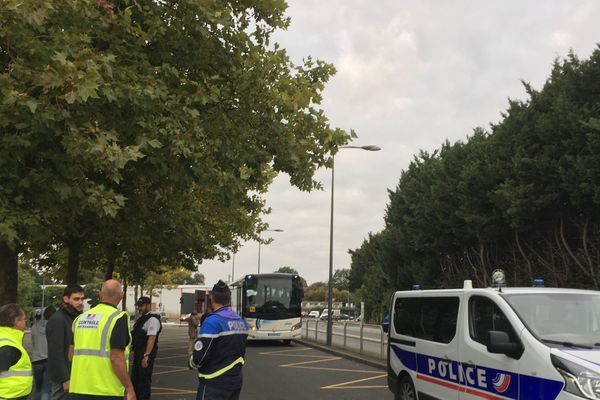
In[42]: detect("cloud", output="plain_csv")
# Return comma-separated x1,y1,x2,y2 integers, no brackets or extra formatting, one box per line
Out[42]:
199,0,600,286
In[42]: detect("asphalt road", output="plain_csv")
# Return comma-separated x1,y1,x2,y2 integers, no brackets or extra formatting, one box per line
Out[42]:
152,325,393,399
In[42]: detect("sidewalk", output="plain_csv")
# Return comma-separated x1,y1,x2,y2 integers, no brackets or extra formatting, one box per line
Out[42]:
294,337,387,370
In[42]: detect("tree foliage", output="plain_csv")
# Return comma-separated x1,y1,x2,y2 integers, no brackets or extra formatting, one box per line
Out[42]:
0,0,350,303
350,47,600,321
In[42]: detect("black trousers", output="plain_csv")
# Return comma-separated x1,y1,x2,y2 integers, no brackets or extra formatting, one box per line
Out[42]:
131,347,157,400
196,384,241,400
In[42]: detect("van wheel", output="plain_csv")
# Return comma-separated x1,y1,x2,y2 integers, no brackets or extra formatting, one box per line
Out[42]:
396,376,416,400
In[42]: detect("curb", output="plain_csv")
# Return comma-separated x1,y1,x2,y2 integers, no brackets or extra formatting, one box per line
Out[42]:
294,338,386,370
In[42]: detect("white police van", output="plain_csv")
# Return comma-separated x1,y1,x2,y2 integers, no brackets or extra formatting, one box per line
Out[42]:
387,271,600,400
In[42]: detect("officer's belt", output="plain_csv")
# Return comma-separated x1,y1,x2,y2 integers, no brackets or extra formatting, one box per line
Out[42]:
0,370,33,378
198,357,245,379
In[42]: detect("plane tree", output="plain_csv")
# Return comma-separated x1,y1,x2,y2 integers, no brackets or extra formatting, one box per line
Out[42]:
0,0,350,303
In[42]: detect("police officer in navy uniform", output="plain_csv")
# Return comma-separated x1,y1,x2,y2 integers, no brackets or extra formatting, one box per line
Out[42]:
189,280,249,400
131,297,162,400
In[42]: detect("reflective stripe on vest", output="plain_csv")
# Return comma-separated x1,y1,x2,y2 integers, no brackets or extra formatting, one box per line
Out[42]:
72,309,125,358
198,356,245,379
70,304,131,397
0,371,33,377
0,326,33,399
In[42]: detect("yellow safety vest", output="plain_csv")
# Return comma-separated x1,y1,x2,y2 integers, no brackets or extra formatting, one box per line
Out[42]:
70,303,131,397
0,326,33,399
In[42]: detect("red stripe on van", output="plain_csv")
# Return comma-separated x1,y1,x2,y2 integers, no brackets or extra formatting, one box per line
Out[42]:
417,374,506,400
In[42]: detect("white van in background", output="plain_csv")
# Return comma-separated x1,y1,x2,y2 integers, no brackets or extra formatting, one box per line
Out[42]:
387,271,600,400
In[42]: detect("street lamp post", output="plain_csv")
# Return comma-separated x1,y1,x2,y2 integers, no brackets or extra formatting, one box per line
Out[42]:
326,145,380,346
257,229,284,273
231,253,236,282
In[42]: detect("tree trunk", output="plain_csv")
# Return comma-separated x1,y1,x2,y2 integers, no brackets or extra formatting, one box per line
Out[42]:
105,253,116,281
66,236,83,285
515,230,533,283
0,243,18,304
559,217,595,286
122,277,128,312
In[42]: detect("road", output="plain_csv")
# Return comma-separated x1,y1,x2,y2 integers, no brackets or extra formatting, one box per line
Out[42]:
151,325,392,399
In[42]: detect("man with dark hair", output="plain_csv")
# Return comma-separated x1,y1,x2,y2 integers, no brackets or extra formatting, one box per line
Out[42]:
130,296,162,400
46,285,84,400
0,303,33,399
189,280,249,400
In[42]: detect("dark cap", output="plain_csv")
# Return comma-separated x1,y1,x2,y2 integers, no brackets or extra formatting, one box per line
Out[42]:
212,280,230,294
135,296,151,306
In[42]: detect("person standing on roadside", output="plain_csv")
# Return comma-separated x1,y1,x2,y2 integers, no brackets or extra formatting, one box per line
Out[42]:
131,296,162,400
69,279,135,400
0,303,33,400
189,280,249,400
46,285,84,400
31,306,56,400
186,310,200,354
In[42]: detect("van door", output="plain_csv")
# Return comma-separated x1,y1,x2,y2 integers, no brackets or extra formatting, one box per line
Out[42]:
389,295,462,399
458,294,520,399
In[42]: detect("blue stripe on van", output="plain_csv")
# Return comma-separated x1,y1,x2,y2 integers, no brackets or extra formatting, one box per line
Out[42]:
390,344,564,399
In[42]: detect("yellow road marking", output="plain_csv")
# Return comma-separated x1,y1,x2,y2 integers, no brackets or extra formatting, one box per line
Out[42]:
284,365,384,374
321,373,388,389
280,356,341,367
155,354,190,360
151,386,197,395
258,347,312,355
153,367,191,375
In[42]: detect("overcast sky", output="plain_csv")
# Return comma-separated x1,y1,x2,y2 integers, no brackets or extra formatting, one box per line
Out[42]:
199,1,600,286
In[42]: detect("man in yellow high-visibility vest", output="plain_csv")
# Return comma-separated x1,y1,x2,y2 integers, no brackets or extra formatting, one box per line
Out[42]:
0,303,32,400
68,279,135,400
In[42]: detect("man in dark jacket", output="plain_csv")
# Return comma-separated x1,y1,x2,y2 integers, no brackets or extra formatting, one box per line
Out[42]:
130,296,162,400
189,280,249,400
46,285,84,400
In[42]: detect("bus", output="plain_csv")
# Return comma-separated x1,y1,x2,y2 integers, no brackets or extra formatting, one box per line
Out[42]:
231,273,304,344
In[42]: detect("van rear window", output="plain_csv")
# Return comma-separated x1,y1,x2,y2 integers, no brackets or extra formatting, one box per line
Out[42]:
393,297,459,343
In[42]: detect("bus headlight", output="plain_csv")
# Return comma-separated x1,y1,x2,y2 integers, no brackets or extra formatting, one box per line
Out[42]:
251,326,257,331
552,355,600,399
291,322,302,331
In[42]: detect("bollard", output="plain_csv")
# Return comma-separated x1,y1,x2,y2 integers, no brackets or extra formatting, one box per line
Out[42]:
315,319,319,342
343,322,347,348
360,323,364,354
380,327,385,359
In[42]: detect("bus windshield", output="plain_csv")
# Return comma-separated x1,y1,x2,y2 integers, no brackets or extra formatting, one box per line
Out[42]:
503,292,600,346
245,275,302,320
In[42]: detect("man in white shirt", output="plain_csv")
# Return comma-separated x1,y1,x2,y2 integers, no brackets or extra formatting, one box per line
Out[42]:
130,297,162,400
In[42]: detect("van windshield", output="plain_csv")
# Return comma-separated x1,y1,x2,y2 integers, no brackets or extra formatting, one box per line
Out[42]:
503,293,600,346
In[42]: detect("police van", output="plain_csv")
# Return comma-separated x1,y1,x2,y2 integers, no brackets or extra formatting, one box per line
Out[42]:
387,271,600,400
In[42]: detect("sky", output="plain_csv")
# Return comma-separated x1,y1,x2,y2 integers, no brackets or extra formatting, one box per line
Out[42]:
198,1,600,286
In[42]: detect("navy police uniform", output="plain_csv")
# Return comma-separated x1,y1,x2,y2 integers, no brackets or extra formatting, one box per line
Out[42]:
189,306,249,400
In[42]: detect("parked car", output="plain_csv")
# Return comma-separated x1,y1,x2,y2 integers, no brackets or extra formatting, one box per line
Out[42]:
308,310,320,319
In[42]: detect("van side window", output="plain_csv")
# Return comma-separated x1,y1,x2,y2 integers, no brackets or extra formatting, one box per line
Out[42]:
469,296,518,346
393,297,459,344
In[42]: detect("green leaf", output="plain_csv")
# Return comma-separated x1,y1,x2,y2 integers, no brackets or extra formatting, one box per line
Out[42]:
22,99,37,114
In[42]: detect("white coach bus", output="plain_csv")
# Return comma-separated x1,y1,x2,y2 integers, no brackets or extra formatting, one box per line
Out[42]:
230,273,304,344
